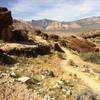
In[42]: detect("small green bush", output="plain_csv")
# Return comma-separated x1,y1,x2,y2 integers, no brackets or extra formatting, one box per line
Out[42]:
68,59,75,66
80,52,100,64
57,52,66,59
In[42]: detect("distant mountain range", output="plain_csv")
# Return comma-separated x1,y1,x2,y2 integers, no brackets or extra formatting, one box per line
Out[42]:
13,19,35,31
13,16,100,32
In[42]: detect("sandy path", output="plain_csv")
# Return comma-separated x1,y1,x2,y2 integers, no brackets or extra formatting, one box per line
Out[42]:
60,47,100,94
61,47,100,70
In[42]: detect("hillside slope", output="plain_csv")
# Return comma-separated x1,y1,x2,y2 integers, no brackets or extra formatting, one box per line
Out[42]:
31,16,100,32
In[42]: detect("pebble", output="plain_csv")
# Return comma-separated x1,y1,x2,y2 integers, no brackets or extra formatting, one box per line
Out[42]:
17,77,30,83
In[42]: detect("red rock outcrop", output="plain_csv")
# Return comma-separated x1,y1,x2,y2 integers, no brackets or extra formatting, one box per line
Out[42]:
0,43,51,57
0,7,13,42
13,19,35,31
53,43,64,52
48,34,59,42
33,30,60,42
66,36,98,53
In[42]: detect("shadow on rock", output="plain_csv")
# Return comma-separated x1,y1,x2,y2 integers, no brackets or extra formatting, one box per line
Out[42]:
0,53,16,65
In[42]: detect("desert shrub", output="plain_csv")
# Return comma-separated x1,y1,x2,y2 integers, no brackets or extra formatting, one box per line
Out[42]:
10,72,21,78
57,52,65,59
80,52,100,64
26,78,40,89
68,59,75,66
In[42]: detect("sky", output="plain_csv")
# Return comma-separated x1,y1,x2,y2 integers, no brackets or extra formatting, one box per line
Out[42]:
0,0,100,21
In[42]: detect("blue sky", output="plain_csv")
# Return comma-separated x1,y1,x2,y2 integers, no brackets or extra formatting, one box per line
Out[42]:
0,0,100,21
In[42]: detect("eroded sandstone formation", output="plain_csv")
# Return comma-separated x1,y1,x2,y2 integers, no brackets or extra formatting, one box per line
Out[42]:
34,30,60,42
0,43,51,57
0,7,13,42
66,35,98,53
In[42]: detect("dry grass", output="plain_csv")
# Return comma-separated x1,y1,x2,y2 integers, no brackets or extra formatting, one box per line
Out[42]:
80,52,100,65
11,52,65,77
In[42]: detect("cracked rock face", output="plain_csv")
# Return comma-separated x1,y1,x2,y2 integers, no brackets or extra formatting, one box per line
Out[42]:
0,43,51,57
0,7,12,29
0,7,13,42
66,36,98,53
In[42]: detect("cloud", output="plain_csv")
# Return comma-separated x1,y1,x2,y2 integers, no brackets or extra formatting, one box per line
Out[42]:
9,0,60,20
10,0,58,13
9,0,100,21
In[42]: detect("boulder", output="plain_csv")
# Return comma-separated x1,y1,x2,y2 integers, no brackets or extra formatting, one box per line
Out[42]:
34,30,49,40
48,34,59,42
10,72,17,78
0,50,16,65
0,7,13,42
37,44,51,55
59,40,67,47
42,33,49,40
11,30,29,42
34,29,42,35
66,35,98,53
53,43,64,52
0,43,51,57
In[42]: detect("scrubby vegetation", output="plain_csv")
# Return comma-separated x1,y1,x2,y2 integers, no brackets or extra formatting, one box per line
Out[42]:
57,52,66,59
68,59,75,66
80,52,100,65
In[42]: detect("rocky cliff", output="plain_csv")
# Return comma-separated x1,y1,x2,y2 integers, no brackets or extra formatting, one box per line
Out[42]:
13,19,35,31
0,7,13,42
31,16,100,32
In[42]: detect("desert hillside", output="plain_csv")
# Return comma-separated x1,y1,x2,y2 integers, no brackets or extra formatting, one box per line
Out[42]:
31,17,100,32
13,16,100,33
0,7,100,100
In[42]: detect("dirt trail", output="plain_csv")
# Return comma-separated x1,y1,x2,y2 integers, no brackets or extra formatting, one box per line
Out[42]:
60,47,100,94
62,47,100,70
